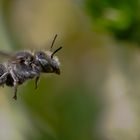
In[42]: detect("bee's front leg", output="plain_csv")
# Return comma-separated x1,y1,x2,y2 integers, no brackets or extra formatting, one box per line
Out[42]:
13,81,18,100
35,76,40,89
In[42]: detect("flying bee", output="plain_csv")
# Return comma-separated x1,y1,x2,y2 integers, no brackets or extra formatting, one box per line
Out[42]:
0,34,62,100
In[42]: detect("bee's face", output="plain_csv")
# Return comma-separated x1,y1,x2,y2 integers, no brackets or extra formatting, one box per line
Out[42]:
35,51,60,74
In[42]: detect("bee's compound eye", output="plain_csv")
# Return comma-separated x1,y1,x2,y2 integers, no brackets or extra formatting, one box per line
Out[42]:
38,52,46,58
36,52,42,57
39,53,43,56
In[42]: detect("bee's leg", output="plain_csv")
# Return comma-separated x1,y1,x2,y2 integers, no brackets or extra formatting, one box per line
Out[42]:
13,82,18,100
10,70,18,100
0,72,8,86
35,76,40,89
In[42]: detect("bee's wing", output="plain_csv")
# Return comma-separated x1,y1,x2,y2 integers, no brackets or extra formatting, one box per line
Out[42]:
0,51,22,63
0,51,13,60
0,51,13,58
0,50,34,64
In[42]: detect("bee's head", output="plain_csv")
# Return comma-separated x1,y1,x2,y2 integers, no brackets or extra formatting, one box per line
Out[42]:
35,34,62,75
35,47,62,75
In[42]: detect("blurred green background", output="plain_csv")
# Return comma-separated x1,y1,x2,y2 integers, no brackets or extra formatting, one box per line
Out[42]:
0,0,140,140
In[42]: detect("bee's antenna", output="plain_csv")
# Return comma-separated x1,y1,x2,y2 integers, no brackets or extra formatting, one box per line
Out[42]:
50,34,58,51
51,46,62,59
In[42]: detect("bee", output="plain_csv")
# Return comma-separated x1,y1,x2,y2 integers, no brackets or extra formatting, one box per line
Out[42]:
0,34,62,100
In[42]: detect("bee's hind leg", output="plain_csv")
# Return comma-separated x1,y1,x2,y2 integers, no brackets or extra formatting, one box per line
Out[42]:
0,72,8,86
10,70,19,100
35,76,40,89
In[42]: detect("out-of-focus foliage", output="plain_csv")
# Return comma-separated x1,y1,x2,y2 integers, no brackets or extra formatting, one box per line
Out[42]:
86,0,140,44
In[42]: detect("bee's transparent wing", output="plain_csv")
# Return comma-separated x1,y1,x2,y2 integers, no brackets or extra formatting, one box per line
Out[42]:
0,50,34,64
0,51,21,63
0,51,13,61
